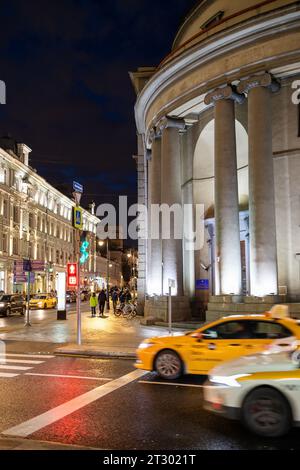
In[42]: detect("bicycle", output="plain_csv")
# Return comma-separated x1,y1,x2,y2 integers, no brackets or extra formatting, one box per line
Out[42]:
114,301,137,319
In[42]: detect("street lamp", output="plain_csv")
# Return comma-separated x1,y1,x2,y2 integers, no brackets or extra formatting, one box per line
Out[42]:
99,239,110,310
127,250,136,299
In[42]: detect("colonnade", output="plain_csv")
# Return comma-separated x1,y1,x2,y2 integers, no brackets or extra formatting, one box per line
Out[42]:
147,72,280,298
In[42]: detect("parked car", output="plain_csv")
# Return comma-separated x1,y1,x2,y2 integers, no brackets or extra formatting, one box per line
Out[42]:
66,290,76,303
29,294,57,309
0,294,26,317
80,290,90,301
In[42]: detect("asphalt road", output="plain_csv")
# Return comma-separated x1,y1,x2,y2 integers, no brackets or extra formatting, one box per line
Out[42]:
0,346,300,450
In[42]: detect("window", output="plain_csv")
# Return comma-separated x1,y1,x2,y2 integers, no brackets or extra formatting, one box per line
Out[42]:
202,321,253,340
13,238,18,255
249,321,292,339
3,199,8,219
29,213,35,229
201,11,224,30
13,206,19,223
0,167,7,184
1,233,8,252
56,250,60,264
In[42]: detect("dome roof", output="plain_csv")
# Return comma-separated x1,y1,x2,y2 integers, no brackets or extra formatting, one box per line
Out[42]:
172,0,281,51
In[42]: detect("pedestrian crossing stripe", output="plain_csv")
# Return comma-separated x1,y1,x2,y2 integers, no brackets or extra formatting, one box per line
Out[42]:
0,353,54,379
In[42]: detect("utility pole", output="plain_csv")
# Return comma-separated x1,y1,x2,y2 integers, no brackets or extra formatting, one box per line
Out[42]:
106,238,110,311
72,181,84,345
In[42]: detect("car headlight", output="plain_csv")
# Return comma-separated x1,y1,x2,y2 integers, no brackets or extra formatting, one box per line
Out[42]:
138,342,155,350
0,302,5,307
38,302,43,307
209,374,250,387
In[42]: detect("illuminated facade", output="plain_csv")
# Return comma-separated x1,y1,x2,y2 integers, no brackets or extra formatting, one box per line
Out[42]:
131,0,300,320
0,136,99,294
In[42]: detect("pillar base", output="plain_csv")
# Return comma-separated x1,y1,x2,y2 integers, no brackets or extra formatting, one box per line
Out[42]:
144,295,191,322
57,310,67,320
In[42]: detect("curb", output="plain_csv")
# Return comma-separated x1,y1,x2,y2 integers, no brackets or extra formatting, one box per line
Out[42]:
55,347,136,359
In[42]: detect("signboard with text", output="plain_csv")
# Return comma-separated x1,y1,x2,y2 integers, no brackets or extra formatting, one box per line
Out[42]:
73,181,83,193
31,260,45,272
196,279,209,290
67,263,78,287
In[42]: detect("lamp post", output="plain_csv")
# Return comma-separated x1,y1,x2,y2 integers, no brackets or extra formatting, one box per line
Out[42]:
99,239,110,311
127,250,136,299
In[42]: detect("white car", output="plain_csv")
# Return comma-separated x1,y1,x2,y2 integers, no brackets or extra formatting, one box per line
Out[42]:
203,343,300,437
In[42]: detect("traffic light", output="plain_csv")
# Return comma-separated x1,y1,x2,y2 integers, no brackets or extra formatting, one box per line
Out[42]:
80,231,89,264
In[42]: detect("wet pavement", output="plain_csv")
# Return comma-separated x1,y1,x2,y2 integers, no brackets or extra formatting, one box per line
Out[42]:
0,302,189,350
1,307,300,450
0,347,299,450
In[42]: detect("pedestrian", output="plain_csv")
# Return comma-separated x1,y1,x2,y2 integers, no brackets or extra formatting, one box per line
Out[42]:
112,289,118,313
125,289,132,303
90,292,97,317
98,289,106,317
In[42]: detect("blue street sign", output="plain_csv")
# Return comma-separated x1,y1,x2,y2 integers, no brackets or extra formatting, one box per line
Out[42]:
196,279,209,290
73,181,83,193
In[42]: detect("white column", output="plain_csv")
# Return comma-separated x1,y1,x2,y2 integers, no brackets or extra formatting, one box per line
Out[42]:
204,86,244,295
160,117,185,295
238,73,280,296
148,131,162,295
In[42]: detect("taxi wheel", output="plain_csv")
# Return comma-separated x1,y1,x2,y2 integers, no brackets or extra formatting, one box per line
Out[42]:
154,349,183,380
44,303,47,309
242,387,292,437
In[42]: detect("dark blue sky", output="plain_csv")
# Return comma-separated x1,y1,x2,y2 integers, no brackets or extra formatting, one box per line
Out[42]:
0,0,197,208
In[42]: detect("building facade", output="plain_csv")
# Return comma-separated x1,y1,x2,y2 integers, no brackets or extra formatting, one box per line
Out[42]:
131,0,300,321
0,136,100,294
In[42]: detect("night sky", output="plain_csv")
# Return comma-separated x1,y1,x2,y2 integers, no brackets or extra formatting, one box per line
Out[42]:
0,0,197,211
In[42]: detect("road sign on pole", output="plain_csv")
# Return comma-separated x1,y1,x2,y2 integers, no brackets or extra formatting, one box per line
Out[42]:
67,263,78,287
72,191,82,206
73,181,83,193
72,183,83,346
168,279,175,335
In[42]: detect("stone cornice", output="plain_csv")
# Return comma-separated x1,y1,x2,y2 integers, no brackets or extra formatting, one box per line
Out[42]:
134,3,300,135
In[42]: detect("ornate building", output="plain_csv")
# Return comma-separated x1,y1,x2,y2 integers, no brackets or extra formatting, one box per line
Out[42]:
130,0,300,321
0,135,100,294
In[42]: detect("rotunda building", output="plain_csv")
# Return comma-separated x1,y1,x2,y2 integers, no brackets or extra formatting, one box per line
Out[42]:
130,0,300,321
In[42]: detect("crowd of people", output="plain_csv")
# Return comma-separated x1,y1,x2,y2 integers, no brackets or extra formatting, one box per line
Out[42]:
89,286,134,317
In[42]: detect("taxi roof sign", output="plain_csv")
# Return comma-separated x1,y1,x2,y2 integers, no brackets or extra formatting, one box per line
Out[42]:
266,304,289,319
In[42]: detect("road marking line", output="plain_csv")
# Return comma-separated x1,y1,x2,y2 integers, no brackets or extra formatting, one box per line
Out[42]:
24,373,111,381
0,359,44,365
138,380,204,388
0,372,19,378
2,369,146,437
0,354,55,359
0,365,33,371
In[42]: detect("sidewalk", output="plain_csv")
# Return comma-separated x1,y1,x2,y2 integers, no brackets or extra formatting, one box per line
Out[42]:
0,305,197,358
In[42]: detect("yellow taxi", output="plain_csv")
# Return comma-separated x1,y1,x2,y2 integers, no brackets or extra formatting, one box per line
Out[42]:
135,306,300,380
203,340,300,437
29,293,57,309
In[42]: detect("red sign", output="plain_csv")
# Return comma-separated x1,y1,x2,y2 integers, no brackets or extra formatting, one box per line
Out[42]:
67,263,78,287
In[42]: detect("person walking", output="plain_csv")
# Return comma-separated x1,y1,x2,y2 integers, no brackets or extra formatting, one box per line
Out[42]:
90,292,97,317
98,289,106,317
112,289,118,314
